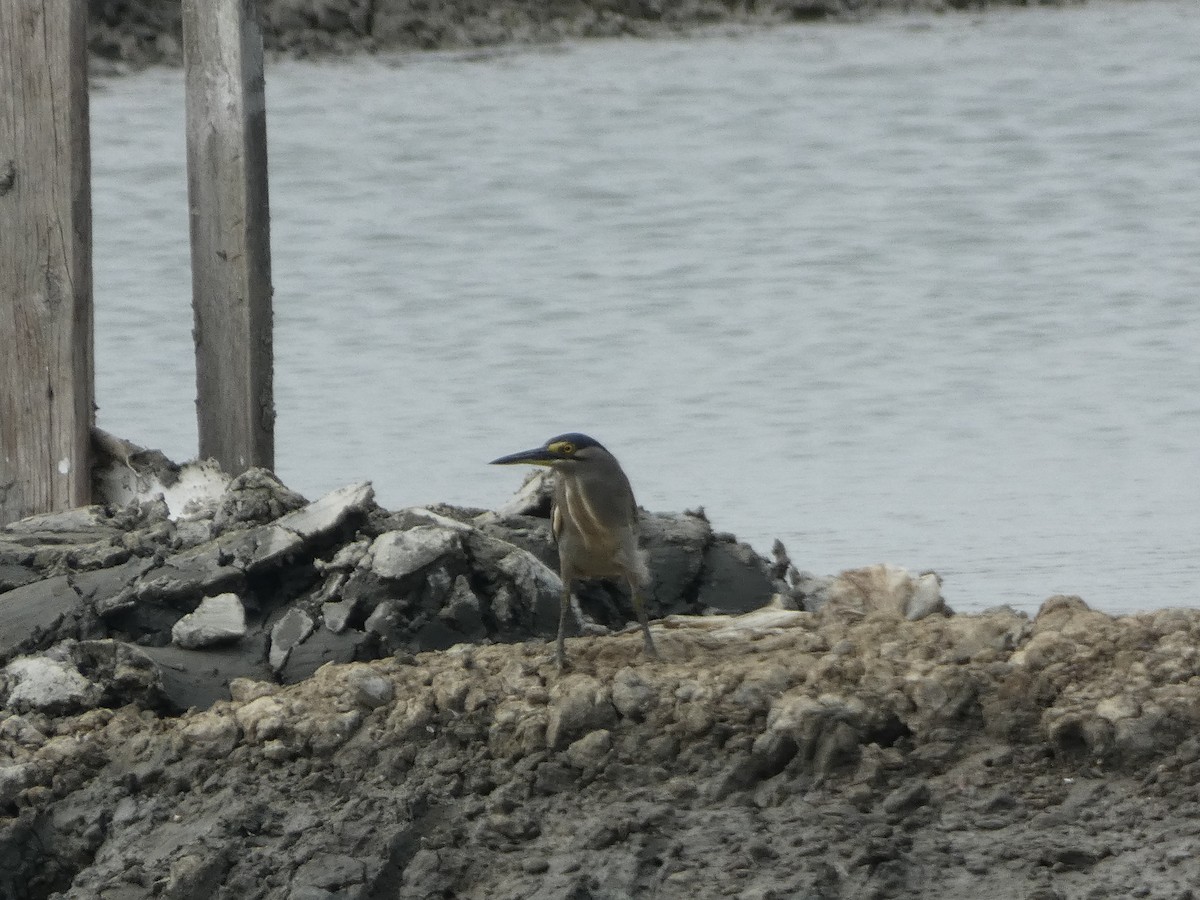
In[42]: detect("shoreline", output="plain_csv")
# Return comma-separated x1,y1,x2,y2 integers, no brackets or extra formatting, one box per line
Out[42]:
3,451,1200,897
89,0,1094,72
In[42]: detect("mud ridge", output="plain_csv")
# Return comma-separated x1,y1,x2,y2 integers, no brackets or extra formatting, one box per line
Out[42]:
2,455,1199,899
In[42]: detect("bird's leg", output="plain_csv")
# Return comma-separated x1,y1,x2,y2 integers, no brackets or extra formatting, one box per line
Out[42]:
557,579,572,670
630,578,659,660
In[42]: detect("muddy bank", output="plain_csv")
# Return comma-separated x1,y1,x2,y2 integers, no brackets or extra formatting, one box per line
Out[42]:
4,599,1200,898
3,444,1200,898
89,0,1090,70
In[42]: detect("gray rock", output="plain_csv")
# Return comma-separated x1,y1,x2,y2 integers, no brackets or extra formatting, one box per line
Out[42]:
493,545,567,634
0,556,40,593
472,513,557,573
172,593,247,649
0,575,84,659
226,481,375,573
270,608,316,671
274,481,373,542
174,517,214,549
394,507,475,533
280,626,365,685
641,510,711,615
369,526,461,580
696,535,779,614
318,537,371,573
364,601,399,641
321,596,356,634
0,639,162,714
211,468,308,533
1,504,120,539
69,555,160,612
495,545,562,598
131,543,245,608
438,575,486,639
2,653,97,713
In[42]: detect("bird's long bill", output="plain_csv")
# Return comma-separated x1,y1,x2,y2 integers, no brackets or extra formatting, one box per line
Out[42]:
489,447,557,466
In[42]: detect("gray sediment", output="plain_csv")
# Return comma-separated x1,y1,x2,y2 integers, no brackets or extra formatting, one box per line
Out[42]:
2,447,1200,898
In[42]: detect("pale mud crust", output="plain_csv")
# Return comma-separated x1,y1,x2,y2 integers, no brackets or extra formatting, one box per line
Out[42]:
4,597,1200,900
87,0,1092,71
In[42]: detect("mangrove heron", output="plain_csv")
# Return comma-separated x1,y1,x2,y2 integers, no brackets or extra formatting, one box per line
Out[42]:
490,433,659,667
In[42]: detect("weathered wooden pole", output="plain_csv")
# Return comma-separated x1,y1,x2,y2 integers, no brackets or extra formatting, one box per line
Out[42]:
182,0,275,476
0,2,94,526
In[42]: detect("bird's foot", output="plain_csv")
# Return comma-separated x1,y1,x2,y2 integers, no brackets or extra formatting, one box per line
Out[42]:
554,647,571,672
642,628,660,661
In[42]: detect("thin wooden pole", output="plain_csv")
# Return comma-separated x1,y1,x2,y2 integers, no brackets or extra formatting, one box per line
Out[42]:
182,0,275,476
0,2,94,526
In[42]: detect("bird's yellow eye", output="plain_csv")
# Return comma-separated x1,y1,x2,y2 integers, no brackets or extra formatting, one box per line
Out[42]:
551,441,575,455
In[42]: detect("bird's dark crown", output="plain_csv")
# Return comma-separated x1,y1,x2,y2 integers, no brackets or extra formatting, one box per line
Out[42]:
545,432,605,452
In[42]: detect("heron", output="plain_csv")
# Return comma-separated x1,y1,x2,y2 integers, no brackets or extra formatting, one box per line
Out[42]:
491,433,658,667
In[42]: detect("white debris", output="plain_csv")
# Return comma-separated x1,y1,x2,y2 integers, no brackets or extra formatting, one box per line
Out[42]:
496,548,562,598
274,482,374,541
3,656,98,712
172,593,247,649
369,527,460,580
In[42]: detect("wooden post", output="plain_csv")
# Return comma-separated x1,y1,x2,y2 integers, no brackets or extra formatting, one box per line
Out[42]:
0,2,94,526
182,0,274,476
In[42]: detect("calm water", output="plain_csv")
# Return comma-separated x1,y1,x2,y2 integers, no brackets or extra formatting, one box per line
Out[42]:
90,0,1200,614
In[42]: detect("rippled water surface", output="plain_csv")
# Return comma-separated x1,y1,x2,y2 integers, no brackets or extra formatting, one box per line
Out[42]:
91,0,1200,613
